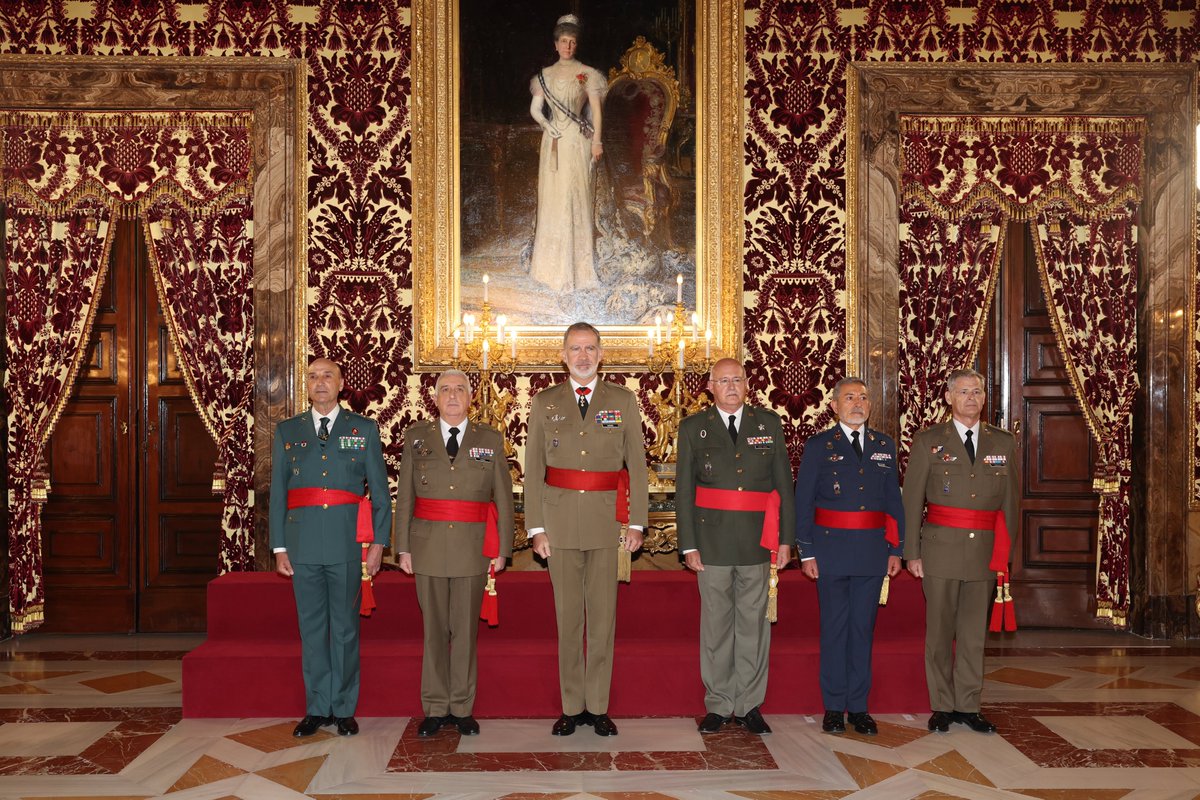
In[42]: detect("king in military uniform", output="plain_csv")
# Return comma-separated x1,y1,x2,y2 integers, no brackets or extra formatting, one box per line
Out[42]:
394,369,515,737
794,376,903,736
269,358,392,738
904,368,1017,735
675,358,796,736
524,322,649,737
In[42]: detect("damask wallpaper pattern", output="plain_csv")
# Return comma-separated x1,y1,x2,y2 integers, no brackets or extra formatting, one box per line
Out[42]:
0,0,1194,487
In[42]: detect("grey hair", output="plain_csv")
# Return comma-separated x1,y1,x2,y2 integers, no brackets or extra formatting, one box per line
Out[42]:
553,13,580,40
832,376,869,394
563,321,601,347
435,369,471,391
945,368,985,394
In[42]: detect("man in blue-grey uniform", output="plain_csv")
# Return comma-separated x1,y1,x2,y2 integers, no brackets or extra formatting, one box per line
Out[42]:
269,357,391,738
795,376,903,736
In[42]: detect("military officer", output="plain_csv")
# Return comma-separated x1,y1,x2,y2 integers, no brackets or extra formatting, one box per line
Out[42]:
269,357,391,738
394,369,514,737
904,368,1017,734
524,322,649,737
676,358,795,736
794,377,903,736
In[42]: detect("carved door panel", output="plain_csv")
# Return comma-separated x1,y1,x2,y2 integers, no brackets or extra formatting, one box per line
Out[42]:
41,220,221,632
987,223,1105,628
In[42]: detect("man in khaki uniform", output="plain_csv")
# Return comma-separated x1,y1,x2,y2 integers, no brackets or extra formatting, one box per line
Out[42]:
525,322,649,737
395,369,515,737
676,358,795,736
904,368,1017,735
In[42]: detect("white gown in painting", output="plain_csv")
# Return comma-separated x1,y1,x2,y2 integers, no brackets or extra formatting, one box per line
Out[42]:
529,65,606,292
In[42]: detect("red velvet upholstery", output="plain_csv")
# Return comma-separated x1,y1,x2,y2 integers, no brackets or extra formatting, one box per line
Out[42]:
183,569,928,718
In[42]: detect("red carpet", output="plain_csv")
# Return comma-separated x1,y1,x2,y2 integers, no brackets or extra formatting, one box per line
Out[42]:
183,569,928,717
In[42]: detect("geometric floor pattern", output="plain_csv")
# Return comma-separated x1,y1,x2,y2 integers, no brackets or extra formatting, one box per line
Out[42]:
1,631,1200,798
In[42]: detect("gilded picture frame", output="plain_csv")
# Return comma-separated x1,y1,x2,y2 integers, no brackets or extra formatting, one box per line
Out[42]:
412,0,743,370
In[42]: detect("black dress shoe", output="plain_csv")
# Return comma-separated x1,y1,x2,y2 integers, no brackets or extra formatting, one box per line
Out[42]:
928,711,952,733
847,711,877,735
735,706,772,735
456,715,480,735
953,711,997,733
292,714,333,737
698,712,728,733
592,714,618,736
551,714,577,736
336,716,359,736
821,710,846,733
417,715,446,737
574,710,596,726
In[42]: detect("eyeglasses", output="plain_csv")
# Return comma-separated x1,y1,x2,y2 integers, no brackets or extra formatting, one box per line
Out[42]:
712,377,745,387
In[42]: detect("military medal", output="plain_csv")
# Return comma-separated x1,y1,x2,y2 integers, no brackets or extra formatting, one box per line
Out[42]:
833,480,841,496
552,438,559,448
758,424,765,431
700,429,707,439
943,478,951,494
703,459,713,476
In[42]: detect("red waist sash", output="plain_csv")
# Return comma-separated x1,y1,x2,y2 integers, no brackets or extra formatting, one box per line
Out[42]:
544,466,630,525
925,503,1008,574
813,507,900,547
694,487,781,551
287,487,373,542
414,497,501,558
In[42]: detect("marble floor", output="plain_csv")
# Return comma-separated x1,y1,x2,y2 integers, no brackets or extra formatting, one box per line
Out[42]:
0,631,1198,799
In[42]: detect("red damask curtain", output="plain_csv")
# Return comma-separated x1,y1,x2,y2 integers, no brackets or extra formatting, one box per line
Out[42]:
1,111,254,632
899,115,1144,628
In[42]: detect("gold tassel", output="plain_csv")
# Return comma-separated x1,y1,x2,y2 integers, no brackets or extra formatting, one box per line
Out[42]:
617,529,631,583
878,574,891,605
765,562,778,622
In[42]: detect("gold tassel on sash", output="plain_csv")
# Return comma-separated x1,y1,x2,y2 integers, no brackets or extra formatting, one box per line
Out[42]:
765,557,779,622
617,527,632,583
878,573,890,605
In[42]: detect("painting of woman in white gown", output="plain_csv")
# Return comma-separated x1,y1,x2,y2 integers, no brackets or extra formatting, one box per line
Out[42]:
457,0,696,327
528,15,605,293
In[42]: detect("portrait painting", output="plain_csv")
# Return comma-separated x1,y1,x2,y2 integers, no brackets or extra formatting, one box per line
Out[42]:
412,0,742,368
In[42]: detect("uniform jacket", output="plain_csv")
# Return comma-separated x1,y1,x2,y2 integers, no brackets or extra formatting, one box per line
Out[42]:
794,424,904,577
675,404,797,566
268,408,391,565
902,421,1018,581
393,419,515,578
524,379,650,550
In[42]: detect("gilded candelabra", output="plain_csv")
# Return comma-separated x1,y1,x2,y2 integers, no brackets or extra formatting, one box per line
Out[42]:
450,298,520,480
646,298,713,481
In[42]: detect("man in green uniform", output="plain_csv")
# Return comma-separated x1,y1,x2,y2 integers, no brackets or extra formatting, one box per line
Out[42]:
904,368,1017,734
394,369,515,737
675,358,795,735
270,358,391,737
524,322,649,737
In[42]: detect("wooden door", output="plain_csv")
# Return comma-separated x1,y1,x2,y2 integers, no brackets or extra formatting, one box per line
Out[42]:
985,222,1105,628
40,220,222,632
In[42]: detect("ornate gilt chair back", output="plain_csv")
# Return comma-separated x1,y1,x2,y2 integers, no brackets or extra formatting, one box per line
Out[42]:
603,36,681,247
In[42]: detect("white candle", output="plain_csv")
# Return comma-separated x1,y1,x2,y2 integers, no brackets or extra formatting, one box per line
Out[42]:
496,314,506,343
677,337,685,369
691,312,699,342
482,273,489,303
654,315,662,344
482,338,490,371
510,329,517,359
705,328,712,360
464,314,474,342
676,273,683,303
647,329,654,357
453,329,460,358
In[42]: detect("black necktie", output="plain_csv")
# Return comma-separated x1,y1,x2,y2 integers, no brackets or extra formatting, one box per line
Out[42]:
851,429,863,459
965,429,976,464
318,416,330,442
577,387,590,419
728,414,737,444
447,426,460,460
